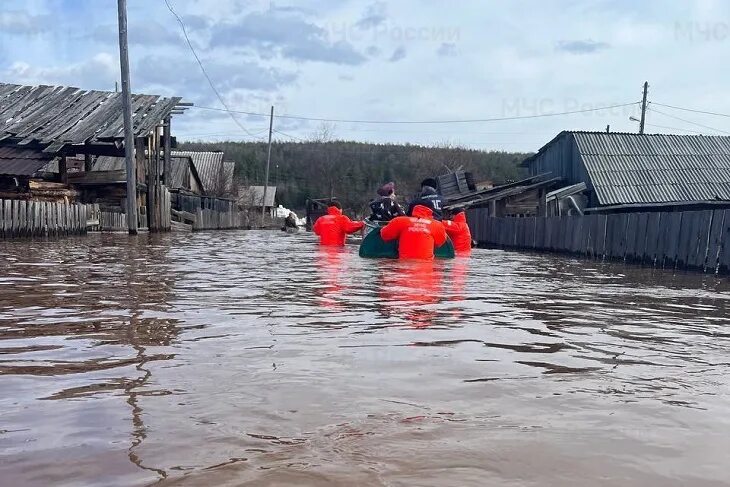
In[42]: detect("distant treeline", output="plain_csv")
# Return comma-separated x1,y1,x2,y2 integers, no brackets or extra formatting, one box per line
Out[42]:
178,140,530,212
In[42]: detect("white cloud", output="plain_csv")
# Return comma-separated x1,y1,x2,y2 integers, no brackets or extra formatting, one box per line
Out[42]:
2,53,118,89
1,0,730,151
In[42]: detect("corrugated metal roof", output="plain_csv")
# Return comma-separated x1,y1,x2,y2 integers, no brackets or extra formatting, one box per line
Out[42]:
170,150,229,195
0,82,186,154
528,131,730,206
240,186,277,207
573,132,730,205
0,146,53,176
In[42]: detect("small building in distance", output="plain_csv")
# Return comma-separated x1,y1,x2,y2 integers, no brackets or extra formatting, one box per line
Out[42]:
170,150,235,198
240,185,277,214
522,131,730,213
168,155,204,195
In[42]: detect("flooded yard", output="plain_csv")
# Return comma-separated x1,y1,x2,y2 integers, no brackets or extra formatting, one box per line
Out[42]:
1,230,729,486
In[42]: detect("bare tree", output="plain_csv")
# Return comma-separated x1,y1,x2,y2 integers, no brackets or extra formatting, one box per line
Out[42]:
309,122,341,199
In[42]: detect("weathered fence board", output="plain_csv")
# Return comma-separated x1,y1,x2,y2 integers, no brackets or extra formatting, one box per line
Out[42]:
471,209,730,275
718,211,730,274
663,213,684,269
706,210,726,273
0,199,91,239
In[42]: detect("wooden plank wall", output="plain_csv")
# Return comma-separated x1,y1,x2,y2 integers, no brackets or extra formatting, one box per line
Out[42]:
467,208,730,274
0,199,88,239
173,192,242,231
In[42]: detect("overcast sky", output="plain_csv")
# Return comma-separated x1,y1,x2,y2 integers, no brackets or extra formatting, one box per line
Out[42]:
2,0,730,151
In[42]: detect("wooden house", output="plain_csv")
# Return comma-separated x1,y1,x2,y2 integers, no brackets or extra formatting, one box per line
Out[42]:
0,82,190,230
522,131,730,213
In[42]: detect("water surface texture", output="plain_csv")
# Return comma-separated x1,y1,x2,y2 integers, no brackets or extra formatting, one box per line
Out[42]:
1,231,729,486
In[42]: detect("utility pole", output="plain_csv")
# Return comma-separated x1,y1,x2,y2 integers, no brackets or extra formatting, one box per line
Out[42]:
639,81,648,135
261,105,274,224
117,0,138,234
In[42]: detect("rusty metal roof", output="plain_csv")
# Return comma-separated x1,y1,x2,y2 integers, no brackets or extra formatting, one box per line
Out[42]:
525,131,730,206
0,82,186,154
0,146,53,176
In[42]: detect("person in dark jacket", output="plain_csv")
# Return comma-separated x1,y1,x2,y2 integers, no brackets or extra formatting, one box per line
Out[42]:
407,182,444,220
368,182,405,222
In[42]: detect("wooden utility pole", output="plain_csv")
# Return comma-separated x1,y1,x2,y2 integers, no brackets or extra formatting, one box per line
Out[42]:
639,81,648,135
261,105,274,224
117,0,138,234
163,116,171,186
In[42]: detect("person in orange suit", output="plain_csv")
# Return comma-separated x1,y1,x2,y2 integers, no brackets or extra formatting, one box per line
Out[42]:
380,204,447,259
312,201,364,246
443,208,473,254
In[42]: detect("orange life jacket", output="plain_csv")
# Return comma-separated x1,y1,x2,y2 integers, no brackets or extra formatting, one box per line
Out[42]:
312,206,364,246
380,205,447,259
443,212,472,254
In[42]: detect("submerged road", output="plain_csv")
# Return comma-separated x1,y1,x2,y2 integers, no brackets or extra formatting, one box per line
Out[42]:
1,230,729,486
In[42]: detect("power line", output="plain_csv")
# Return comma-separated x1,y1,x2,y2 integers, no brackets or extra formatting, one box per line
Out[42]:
643,122,709,135
273,129,307,142
651,102,730,119
191,101,640,125
648,106,730,135
163,0,264,140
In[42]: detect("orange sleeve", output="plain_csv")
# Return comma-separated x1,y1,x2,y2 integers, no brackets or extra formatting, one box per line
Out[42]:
342,216,364,233
443,220,457,238
380,216,407,241
432,221,447,247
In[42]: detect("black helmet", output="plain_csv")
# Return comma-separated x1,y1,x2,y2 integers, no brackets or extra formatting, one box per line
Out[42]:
420,178,438,189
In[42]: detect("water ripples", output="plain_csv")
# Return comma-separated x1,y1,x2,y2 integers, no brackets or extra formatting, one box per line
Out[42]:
1,231,730,486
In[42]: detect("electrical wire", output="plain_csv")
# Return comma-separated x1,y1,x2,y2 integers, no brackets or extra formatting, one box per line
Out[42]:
643,122,709,135
648,106,730,135
651,102,730,119
273,129,307,142
163,0,265,140
191,101,640,125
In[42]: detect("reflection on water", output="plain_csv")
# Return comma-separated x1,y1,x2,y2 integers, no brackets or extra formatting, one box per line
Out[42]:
1,231,730,486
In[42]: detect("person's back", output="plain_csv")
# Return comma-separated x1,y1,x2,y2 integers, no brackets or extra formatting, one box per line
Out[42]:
380,204,447,259
443,210,472,254
369,196,404,222
369,182,404,222
313,203,364,246
407,185,444,221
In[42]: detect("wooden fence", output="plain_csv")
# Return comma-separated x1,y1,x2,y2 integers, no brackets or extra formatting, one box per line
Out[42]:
1,200,166,238
0,199,88,238
467,208,730,274
172,192,243,231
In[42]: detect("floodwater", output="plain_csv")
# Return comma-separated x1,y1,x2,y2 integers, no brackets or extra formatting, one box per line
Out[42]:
1,231,729,487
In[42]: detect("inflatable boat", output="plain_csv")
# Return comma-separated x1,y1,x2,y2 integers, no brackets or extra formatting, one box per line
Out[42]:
358,226,455,259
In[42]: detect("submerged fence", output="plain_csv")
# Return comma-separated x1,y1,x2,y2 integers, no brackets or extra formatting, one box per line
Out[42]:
1,200,168,238
468,208,730,274
172,193,243,230
1,199,88,238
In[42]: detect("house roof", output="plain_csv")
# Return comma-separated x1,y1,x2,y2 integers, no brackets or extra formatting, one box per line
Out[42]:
92,155,125,171
0,146,53,176
0,82,187,154
170,150,231,195
241,186,277,207
524,131,730,206
168,155,202,191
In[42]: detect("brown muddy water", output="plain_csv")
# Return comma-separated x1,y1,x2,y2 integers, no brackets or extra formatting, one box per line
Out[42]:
1,230,729,487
